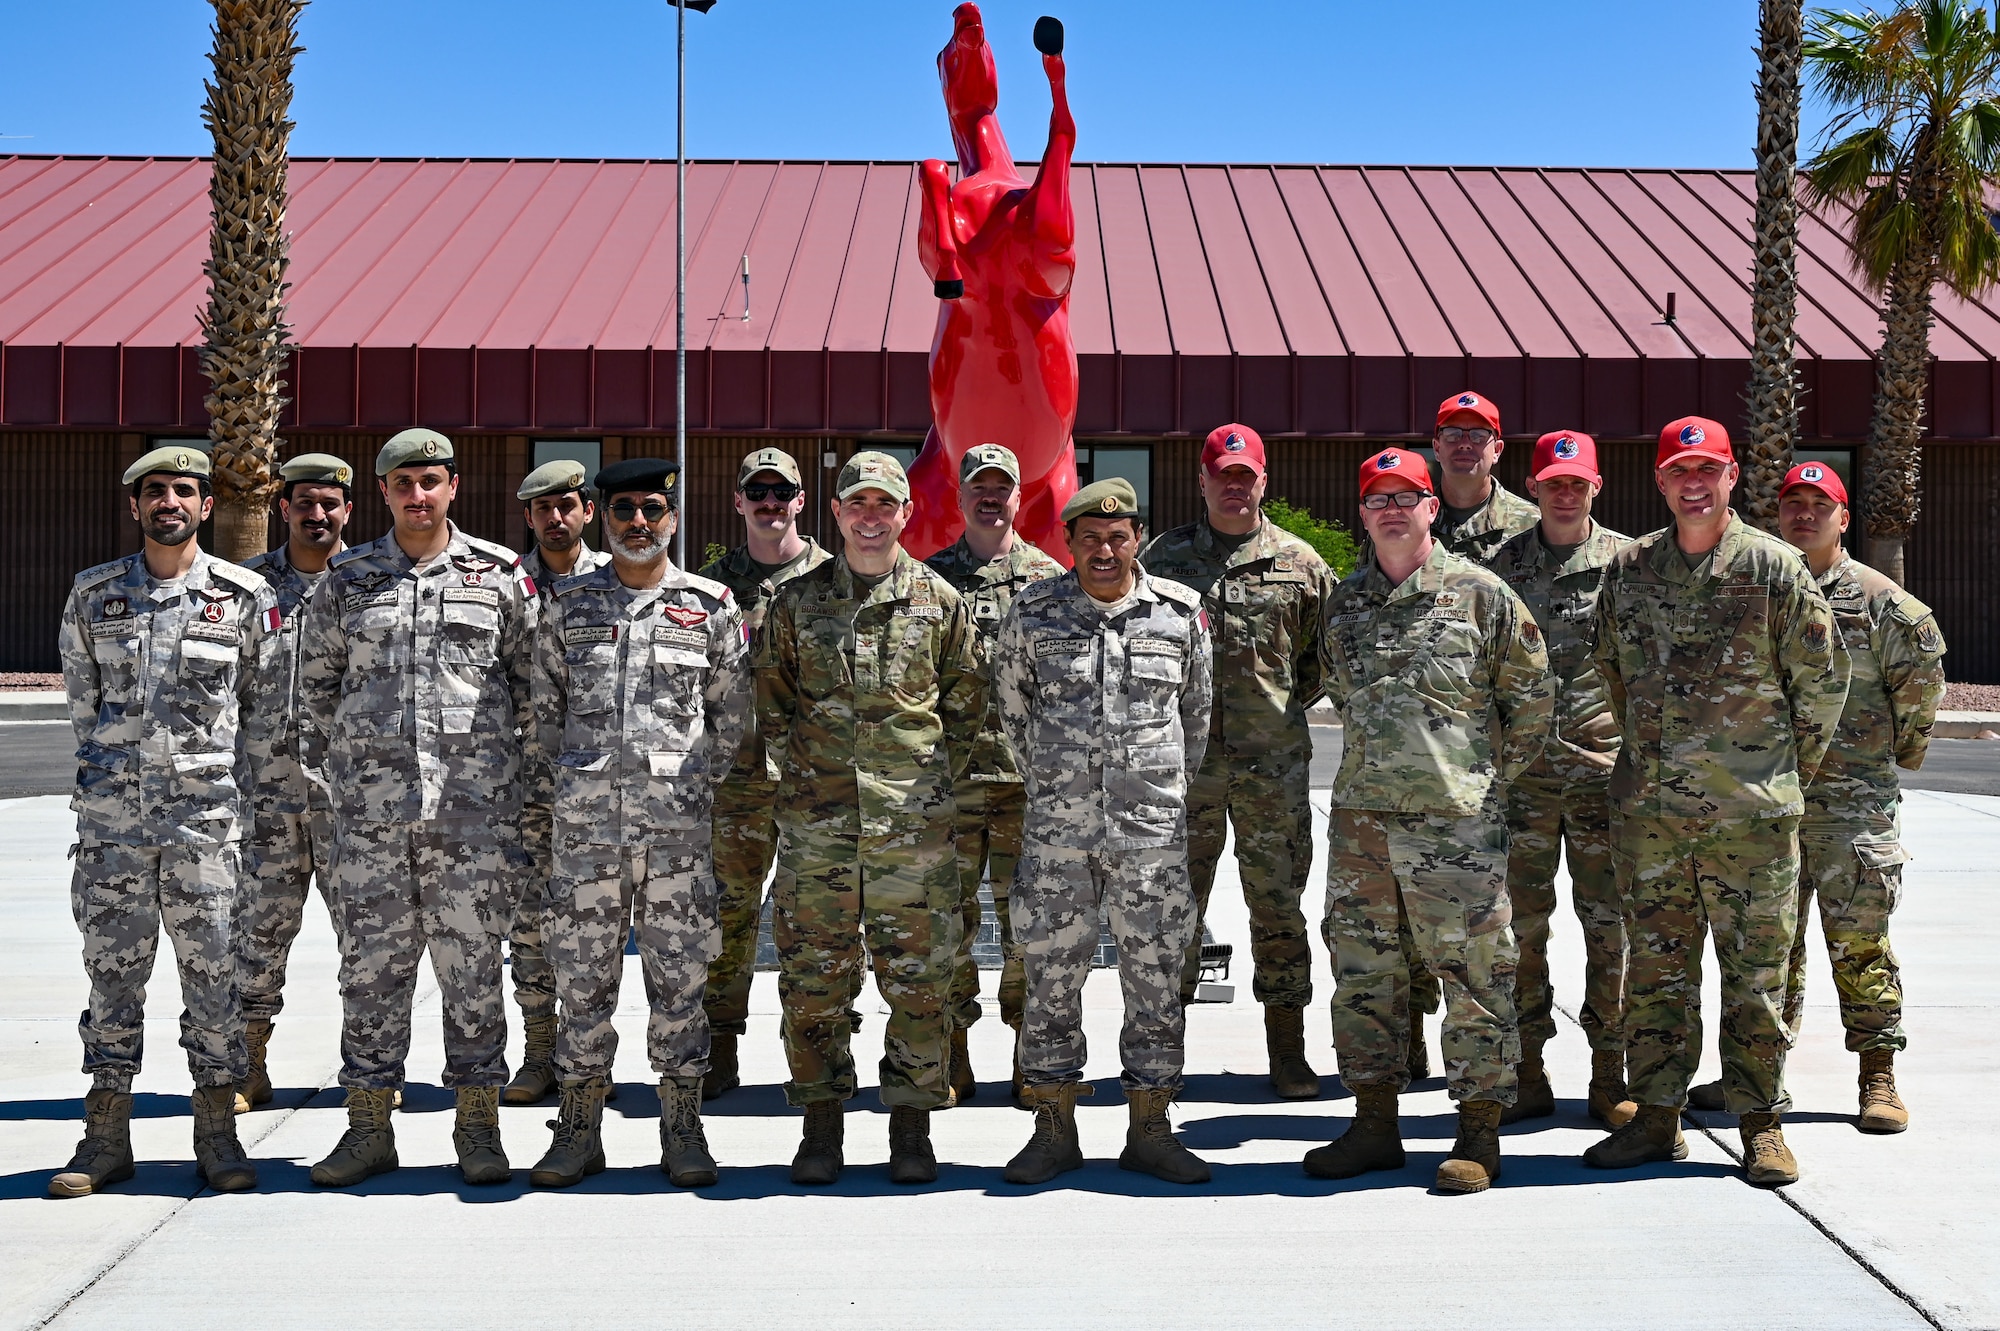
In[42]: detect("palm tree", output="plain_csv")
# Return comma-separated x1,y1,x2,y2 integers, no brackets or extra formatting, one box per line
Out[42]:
199,0,304,563
1745,0,1806,534
1803,0,2000,585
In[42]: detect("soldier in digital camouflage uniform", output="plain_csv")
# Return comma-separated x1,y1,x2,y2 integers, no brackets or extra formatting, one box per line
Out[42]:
51,445,278,1198
925,442,1063,1104
1685,462,1945,1134
1306,447,1552,1195
502,459,611,1107
757,451,985,1186
298,428,541,1188
1144,423,1335,1102
525,459,751,1189
994,478,1216,1187
1487,431,1635,1130
234,452,355,1115
698,447,831,1099
1584,419,1847,1189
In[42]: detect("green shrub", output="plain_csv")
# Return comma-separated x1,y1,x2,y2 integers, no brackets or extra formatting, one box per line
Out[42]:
1264,497,1359,577
700,542,729,570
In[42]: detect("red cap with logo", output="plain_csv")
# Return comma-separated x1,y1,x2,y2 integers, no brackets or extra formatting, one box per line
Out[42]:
1781,461,1848,504
1436,390,1502,433
1202,423,1266,476
1530,430,1601,485
1657,416,1734,468
1358,447,1433,496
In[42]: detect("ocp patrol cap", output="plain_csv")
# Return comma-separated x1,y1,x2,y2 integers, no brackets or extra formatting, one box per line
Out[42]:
375,428,456,476
281,452,355,490
123,445,211,486
738,447,803,487
517,459,590,502
960,443,1021,484
836,451,910,503
1062,477,1141,522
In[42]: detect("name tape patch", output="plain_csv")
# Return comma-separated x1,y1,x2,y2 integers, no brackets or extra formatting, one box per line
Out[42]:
899,604,944,620
344,590,401,612
565,625,618,646
1034,637,1092,658
1127,637,1178,656
655,625,708,651
184,621,239,645
443,587,500,606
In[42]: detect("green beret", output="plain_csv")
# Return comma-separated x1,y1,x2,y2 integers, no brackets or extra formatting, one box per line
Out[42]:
960,443,1020,484
281,452,355,488
836,450,910,503
738,447,803,487
375,428,455,476
123,445,211,486
1062,477,1141,522
518,459,590,502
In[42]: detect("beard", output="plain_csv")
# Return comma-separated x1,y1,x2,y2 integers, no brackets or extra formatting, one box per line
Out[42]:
611,527,672,566
143,514,199,547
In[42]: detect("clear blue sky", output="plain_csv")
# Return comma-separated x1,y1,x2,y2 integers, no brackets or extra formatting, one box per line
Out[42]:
3,0,1836,167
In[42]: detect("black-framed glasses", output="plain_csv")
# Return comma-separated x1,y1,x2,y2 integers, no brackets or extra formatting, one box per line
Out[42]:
1437,426,1496,446
1361,490,1434,510
609,500,673,523
741,481,801,502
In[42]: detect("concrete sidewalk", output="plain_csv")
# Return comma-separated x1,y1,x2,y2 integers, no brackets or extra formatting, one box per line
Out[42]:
0,788,1994,1331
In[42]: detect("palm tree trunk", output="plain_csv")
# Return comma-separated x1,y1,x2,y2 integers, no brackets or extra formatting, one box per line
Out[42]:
1860,254,1933,586
199,0,303,565
1744,0,1804,534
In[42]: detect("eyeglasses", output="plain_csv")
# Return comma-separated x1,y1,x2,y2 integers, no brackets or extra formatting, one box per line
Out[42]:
1361,490,1434,510
609,500,673,523
741,482,801,502
1438,427,1496,446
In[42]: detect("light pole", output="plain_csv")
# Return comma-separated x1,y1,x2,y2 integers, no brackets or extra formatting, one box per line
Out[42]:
670,0,715,568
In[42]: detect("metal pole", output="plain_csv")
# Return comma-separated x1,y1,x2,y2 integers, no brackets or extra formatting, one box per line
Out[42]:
674,0,687,568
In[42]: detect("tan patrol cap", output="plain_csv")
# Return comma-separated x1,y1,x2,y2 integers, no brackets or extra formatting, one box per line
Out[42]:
959,443,1020,484
123,444,211,487
376,428,455,476
836,450,910,503
1062,477,1141,522
517,459,589,502
738,447,803,487
281,452,355,488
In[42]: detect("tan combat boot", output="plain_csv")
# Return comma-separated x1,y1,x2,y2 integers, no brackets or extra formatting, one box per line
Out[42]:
790,1101,845,1186
1118,1086,1210,1184
1406,1018,1431,1082
502,1014,558,1106
48,1088,135,1198
659,1077,718,1187
191,1083,258,1192
1264,1004,1321,1100
1501,1041,1555,1124
702,1031,740,1101
1436,1099,1504,1193
888,1106,938,1184
1587,1049,1638,1129
1582,1103,1687,1169
530,1079,608,1188
234,1017,274,1114
1004,1082,1093,1184
1303,1084,1405,1179
947,1027,976,1106
453,1086,511,1185
1686,1078,1726,1112
310,1087,398,1187
1740,1111,1799,1187
1857,1050,1909,1134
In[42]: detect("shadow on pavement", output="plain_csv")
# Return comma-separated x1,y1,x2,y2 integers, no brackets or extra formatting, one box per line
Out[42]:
0,1092,207,1122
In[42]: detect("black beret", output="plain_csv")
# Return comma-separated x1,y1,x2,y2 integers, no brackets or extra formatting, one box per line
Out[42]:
592,457,681,500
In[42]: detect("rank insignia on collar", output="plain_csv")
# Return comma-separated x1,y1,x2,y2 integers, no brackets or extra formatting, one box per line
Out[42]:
1436,591,1460,608
1274,558,1293,573
661,604,709,628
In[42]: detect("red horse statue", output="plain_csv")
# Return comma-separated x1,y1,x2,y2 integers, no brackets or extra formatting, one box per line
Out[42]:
904,3,1080,565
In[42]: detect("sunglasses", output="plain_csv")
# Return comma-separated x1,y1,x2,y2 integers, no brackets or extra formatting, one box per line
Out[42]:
1361,490,1434,510
609,500,673,523
741,482,801,502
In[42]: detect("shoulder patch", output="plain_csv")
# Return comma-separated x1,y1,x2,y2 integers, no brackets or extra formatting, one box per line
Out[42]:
676,570,733,605
75,557,130,592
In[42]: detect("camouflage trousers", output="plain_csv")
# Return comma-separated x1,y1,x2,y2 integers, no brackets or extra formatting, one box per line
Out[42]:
1015,843,1197,1092
771,818,958,1109
704,777,778,1037
547,831,720,1082
508,807,555,1022
1613,814,1798,1114
331,819,518,1092
1505,770,1626,1052
950,779,1026,1032
1181,746,1315,1008
237,808,340,1022
1323,808,1520,1105
71,837,245,1092
1785,808,1907,1054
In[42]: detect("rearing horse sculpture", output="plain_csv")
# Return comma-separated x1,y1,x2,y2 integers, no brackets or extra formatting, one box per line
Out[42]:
903,3,1080,565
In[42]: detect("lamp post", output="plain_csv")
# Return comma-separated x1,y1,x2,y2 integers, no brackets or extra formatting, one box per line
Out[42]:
670,0,716,568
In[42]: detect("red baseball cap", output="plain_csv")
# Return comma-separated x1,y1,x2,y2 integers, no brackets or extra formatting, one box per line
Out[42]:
1530,430,1601,485
1781,461,1848,504
1359,447,1433,496
1436,390,1502,433
1203,423,1266,476
1657,416,1734,469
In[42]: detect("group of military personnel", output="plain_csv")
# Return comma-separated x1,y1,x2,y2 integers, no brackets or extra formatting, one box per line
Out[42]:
48,384,1945,1197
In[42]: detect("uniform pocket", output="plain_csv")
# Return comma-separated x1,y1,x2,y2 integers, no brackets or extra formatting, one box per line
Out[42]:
1855,840,1908,913
440,596,501,665
566,643,619,714
172,750,240,817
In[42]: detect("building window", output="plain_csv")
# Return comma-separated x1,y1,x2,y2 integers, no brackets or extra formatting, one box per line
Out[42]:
535,439,602,481
1077,445,1152,529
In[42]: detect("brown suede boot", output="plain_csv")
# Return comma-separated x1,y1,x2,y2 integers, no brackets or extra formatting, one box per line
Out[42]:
1583,1103,1687,1169
234,1016,274,1114
1857,1049,1909,1134
453,1086,511,1185
311,1088,398,1187
49,1088,135,1198
1741,1112,1799,1187
1500,1042,1554,1124
660,1077,718,1187
1587,1049,1638,1129
1435,1099,1503,1193
502,1014,558,1106
1118,1086,1209,1184
702,1032,740,1101
1264,1004,1321,1100
529,1079,608,1188
1303,1084,1404,1179
947,1026,976,1106
1004,1082,1093,1184
192,1083,258,1192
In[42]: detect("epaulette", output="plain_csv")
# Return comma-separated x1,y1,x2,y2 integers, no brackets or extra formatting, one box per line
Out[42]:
1149,576,1204,611
209,560,269,594
73,556,131,591
241,549,278,575
675,569,734,605
460,533,521,566
552,566,608,598
328,544,372,569
1015,575,1065,608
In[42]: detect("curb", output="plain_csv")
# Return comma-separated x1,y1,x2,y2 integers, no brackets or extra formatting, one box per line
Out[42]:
1935,710,2000,740
0,691,65,722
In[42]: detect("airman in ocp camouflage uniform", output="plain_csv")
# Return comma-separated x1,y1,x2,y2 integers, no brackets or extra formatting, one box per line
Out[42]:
1585,419,1848,1189
526,459,751,1189
299,428,541,1189
1306,447,1552,1195
994,478,1216,1187
925,442,1064,1104
52,445,278,1198
1143,423,1335,1102
757,451,985,1186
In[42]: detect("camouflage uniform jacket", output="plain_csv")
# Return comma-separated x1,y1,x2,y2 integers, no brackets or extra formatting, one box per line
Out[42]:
1592,513,1849,820
60,549,280,846
531,563,752,843
522,542,610,597
991,570,1213,850
755,549,985,839
925,534,1064,782
1489,521,1629,782
1142,516,1334,761
240,541,336,818
519,542,610,814
699,537,832,784
1321,541,1553,816
298,524,539,826
1435,477,1542,565
1804,552,1947,822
